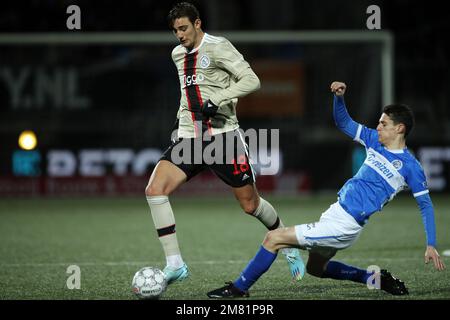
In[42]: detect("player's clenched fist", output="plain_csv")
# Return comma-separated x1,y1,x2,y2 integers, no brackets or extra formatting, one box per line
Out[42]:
330,81,346,96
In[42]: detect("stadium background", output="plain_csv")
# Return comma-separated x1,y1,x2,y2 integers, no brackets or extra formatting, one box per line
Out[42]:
0,0,449,301
1,0,449,196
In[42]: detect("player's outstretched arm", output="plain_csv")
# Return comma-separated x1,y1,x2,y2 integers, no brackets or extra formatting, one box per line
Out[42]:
425,246,446,271
330,81,359,138
416,193,446,271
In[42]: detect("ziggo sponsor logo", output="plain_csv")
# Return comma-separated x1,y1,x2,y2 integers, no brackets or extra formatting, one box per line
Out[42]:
181,73,205,87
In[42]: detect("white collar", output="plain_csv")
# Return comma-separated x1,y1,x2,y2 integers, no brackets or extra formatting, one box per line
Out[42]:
384,146,406,154
185,32,207,54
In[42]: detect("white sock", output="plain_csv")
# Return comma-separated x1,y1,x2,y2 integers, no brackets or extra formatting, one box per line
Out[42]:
166,254,185,269
252,197,284,230
147,195,184,268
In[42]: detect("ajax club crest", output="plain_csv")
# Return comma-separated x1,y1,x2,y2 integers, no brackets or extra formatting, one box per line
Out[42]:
200,55,210,68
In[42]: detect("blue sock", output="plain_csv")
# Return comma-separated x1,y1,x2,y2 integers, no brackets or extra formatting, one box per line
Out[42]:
233,245,277,291
323,261,373,284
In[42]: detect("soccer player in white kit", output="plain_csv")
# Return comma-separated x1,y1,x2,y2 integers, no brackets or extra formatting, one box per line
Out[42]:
207,81,445,298
145,2,304,285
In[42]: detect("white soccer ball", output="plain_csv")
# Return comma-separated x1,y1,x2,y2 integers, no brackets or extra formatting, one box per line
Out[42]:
132,267,167,299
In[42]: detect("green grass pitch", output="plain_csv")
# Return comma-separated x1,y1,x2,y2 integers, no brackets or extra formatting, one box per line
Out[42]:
1,194,449,300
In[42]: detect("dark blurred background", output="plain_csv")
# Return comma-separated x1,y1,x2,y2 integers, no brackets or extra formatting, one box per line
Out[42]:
1,0,449,196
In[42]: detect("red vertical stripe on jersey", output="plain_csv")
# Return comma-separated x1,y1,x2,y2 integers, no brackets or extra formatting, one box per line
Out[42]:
184,53,200,138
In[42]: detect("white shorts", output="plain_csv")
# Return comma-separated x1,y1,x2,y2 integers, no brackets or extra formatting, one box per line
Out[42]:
294,202,363,259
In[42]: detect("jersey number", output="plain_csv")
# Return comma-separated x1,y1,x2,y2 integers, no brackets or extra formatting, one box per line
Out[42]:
232,155,249,175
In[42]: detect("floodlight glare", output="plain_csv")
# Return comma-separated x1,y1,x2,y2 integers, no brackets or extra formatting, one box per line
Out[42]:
18,130,38,150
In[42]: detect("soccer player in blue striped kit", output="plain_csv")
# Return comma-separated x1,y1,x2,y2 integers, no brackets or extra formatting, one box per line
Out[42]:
207,81,446,298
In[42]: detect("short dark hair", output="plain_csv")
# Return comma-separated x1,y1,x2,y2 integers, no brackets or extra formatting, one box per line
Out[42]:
167,2,200,28
382,104,415,137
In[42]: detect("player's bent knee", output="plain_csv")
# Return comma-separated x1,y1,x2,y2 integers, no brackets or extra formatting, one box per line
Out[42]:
144,184,154,196
145,183,167,197
243,206,258,215
240,200,259,215
262,230,282,251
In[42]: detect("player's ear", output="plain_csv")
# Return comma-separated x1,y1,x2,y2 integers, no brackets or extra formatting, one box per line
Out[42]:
397,123,406,135
194,18,201,30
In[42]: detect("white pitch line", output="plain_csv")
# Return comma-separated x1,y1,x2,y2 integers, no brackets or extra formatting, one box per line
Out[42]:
0,257,435,268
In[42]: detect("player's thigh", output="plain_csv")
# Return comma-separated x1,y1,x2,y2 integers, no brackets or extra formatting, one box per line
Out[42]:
212,159,258,212
146,160,187,196
211,160,255,188
210,130,256,188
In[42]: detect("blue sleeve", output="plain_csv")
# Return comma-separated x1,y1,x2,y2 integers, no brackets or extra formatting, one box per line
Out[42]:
406,159,429,197
416,193,437,247
333,95,379,148
333,95,359,139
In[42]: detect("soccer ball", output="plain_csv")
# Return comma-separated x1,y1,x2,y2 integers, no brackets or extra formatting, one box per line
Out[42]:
132,267,167,299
